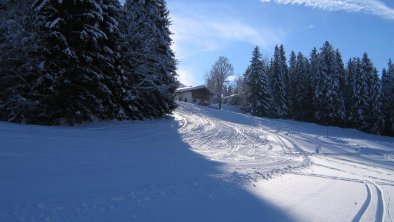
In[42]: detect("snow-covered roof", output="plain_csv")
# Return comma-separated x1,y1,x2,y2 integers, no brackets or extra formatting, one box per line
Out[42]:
175,85,211,93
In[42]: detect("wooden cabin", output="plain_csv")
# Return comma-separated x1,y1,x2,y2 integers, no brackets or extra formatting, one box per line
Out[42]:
175,85,213,106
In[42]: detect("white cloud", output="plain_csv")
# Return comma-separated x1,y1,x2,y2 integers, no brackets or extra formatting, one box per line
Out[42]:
227,74,242,82
307,24,315,29
171,14,283,58
169,3,285,86
260,0,394,21
176,68,201,86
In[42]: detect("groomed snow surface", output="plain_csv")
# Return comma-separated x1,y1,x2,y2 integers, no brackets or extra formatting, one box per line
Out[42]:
1,102,393,222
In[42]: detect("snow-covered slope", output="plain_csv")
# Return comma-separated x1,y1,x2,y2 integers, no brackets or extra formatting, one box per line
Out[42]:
1,102,393,221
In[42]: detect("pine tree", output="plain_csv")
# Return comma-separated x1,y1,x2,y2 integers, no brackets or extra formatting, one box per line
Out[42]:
334,49,347,124
381,59,394,135
271,45,288,118
309,47,319,120
96,0,135,121
349,57,369,129
313,41,345,125
348,54,381,133
345,58,359,126
244,46,271,116
27,0,130,124
1,0,179,125
362,53,381,133
118,0,148,119
287,51,297,117
0,0,38,122
121,0,178,118
292,52,310,120
145,0,178,114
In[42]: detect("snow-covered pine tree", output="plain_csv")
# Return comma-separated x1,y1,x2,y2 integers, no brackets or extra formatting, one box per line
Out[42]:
292,52,310,120
309,47,319,120
313,41,345,125
361,53,381,133
29,0,127,124
270,45,288,118
348,57,368,129
121,0,178,118
1,0,178,125
0,0,38,122
97,0,133,119
302,54,313,120
287,51,297,117
345,58,359,127
149,0,178,113
334,49,347,124
348,54,381,133
244,46,271,117
118,0,148,119
381,59,394,135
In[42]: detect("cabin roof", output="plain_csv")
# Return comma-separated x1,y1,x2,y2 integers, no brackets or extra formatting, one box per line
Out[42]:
175,85,212,94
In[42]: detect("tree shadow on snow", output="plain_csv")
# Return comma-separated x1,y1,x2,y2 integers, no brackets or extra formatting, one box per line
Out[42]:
0,118,294,222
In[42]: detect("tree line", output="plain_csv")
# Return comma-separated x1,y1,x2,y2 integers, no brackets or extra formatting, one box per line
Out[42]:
211,42,394,136
0,0,178,125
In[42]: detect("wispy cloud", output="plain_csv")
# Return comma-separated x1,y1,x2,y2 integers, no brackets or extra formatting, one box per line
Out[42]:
171,14,283,58
176,68,200,87
307,24,315,29
169,1,285,85
260,0,394,21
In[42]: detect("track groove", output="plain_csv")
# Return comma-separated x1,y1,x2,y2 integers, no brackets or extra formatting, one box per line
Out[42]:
352,183,372,222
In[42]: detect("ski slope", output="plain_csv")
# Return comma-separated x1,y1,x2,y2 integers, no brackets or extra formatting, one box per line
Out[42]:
1,102,393,221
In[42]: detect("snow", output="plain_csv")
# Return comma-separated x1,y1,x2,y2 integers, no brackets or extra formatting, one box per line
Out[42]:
1,102,393,221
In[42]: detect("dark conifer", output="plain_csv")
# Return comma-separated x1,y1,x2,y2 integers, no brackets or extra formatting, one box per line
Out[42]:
381,59,394,135
271,45,288,118
244,46,271,116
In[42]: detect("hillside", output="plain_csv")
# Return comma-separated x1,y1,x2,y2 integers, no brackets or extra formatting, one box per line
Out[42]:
1,102,393,221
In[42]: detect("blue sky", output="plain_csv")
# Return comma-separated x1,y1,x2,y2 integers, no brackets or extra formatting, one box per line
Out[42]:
124,0,394,86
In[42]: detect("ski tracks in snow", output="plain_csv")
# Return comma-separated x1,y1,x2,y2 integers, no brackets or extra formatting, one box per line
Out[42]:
307,156,391,222
175,103,393,222
352,181,385,222
174,103,310,182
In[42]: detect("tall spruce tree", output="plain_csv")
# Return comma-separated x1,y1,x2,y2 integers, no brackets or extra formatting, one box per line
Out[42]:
348,57,369,129
362,53,381,133
244,46,271,116
293,52,310,120
381,59,394,135
313,41,345,125
118,0,148,119
0,0,40,122
271,45,288,118
345,58,359,126
309,47,319,120
1,0,178,125
348,54,381,133
287,51,297,117
121,0,178,118
335,49,347,118
29,0,129,124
